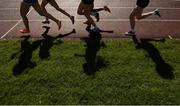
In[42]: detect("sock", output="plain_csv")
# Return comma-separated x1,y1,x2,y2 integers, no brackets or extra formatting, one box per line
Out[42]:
92,26,99,30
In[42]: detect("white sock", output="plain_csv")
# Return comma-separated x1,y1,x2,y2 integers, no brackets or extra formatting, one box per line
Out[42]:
92,26,99,30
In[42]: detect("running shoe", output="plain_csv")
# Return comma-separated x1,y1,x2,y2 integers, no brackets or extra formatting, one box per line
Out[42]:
154,9,161,17
92,27,100,32
19,29,30,33
95,12,100,22
125,30,136,36
104,6,111,13
42,20,50,24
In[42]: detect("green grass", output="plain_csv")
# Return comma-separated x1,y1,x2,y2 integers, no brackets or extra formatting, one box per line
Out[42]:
0,37,180,105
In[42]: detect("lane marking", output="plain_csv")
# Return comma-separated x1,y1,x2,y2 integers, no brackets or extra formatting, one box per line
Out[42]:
168,35,173,39
1,19,180,22
1,7,180,10
0,8,33,39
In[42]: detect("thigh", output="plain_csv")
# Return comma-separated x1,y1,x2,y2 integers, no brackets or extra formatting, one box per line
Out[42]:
130,6,143,17
49,0,60,9
20,2,31,16
77,2,85,14
32,1,44,13
83,4,93,15
135,6,144,17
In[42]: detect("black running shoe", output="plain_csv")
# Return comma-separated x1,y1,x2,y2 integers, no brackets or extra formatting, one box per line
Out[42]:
95,13,100,22
154,9,161,17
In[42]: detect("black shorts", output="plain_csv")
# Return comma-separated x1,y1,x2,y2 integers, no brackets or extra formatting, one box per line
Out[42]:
46,0,51,2
82,0,94,5
136,0,150,8
23,0,37,5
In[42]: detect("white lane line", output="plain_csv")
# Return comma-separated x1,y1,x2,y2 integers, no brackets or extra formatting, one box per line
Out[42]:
1,7,180,10
0,8,33,39
1,19,180,22
0,20,22,39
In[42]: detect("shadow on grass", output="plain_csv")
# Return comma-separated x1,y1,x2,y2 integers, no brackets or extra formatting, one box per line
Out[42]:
39,26,75,59
75,26,113,78
131,35,174,80
12,35,42,76
39,26,76,59
11,26,76,76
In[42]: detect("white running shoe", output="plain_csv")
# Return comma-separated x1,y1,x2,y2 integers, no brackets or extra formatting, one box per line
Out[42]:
125,30,136,36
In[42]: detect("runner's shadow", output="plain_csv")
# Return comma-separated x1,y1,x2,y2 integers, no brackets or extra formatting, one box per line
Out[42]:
131,35,174,79
12,35,42,76
75,26,113,78
39,26,76,59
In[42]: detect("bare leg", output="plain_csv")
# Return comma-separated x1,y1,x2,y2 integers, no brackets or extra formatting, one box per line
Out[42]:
20,2,31,33
129,7,139,31
77,2,86,15
84,6,97,28
49,0,74,24
41,0,49,23
125,6,155,35
130,6,155,30
49,0,71,17
32,1,61,30
92,6,111,13
135,7,154,20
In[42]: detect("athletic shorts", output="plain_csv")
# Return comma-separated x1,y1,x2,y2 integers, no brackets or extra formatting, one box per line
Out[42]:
46,0,51,2
82,0,94,5
23,0,37,5
136,0,150,8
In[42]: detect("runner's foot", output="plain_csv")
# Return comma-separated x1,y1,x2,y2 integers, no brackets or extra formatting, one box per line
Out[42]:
154,9,161,17
19,29,30,33
95,13,100,22
125,30,136,36
104,6,111,13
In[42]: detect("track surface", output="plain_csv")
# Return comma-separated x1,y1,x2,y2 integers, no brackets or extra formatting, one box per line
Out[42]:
0,0,180,39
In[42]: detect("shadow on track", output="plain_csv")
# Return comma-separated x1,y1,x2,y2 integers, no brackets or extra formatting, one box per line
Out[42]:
131,35,174,80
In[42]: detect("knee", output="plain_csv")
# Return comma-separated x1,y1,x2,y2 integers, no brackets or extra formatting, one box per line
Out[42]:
21,14,27,19
129,13,135,20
